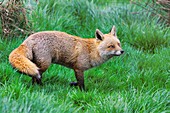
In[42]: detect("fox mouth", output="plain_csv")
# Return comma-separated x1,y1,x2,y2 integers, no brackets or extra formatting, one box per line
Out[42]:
113,54,122,56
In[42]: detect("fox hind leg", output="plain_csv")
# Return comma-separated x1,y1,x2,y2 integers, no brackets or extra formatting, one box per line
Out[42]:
32,55,51,85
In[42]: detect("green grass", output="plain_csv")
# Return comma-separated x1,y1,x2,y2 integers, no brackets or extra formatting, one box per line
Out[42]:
0,0,170,112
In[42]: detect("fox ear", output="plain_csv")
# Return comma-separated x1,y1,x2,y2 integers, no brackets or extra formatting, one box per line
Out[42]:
110,25,116,36
95,29,104,41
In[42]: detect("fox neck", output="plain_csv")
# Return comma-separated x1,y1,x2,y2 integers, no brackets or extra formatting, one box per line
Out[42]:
86,39,110,68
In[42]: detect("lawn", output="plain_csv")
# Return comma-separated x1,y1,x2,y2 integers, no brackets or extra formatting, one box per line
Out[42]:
0,0,169,113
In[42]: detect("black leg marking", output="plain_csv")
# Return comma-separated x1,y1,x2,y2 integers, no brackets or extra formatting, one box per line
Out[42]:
31,72,43,85
32,77,37,85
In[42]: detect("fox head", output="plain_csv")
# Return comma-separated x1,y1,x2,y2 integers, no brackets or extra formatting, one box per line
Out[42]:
95,26,124,59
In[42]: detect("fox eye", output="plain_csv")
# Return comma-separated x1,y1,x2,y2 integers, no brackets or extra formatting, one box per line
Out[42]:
118,43,120,47
108,45,115,48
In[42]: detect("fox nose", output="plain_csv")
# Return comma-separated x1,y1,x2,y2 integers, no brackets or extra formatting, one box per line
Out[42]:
120,50,124,54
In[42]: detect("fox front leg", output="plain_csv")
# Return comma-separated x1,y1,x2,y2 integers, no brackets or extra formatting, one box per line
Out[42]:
70,69,85,91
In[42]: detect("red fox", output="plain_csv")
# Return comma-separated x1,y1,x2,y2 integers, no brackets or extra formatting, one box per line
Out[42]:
9,26,124,90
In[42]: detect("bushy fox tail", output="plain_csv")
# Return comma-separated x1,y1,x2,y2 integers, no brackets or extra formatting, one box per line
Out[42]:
9,44,40,77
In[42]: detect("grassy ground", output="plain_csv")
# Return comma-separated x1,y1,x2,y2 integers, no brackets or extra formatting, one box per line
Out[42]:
0,0,170,112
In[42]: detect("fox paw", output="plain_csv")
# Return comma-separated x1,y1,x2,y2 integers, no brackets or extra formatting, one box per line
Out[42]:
32,77,43,86
70,82,78,87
